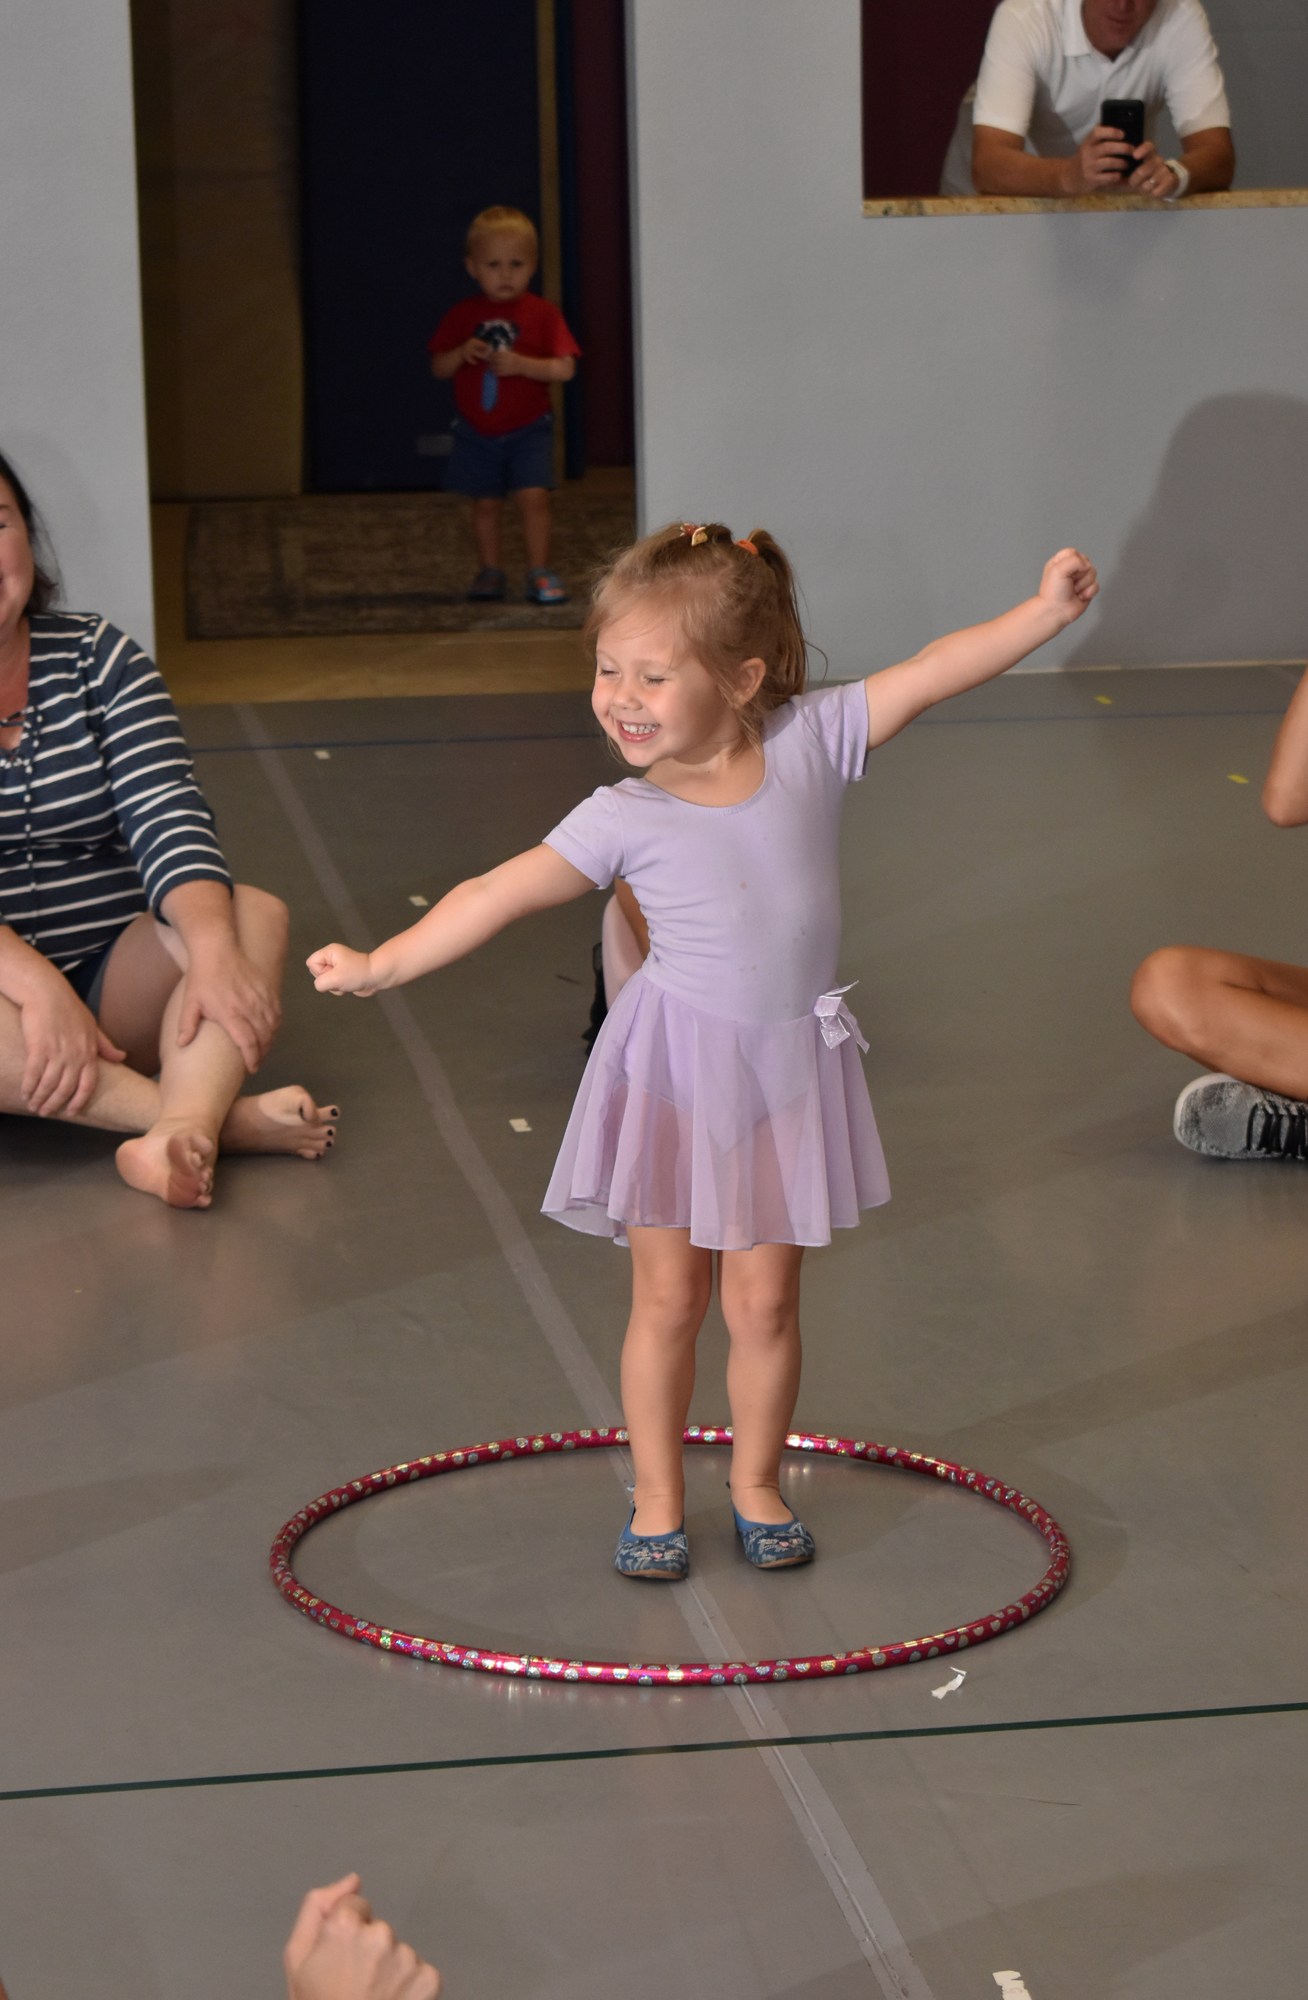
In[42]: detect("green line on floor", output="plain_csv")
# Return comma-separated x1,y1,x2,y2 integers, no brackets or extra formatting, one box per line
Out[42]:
2,1700,1304,1804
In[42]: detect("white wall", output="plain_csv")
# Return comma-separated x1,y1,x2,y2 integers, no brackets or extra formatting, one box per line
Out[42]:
1,0,155,653
628,2,1308,675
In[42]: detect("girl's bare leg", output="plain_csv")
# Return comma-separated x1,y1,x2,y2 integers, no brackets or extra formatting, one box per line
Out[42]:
622,1227,713,1535
1131,947,1308,1099
718,1242,806,1525
106,889,335,1208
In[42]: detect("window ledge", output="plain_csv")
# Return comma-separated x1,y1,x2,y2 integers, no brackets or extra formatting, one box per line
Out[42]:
864,188,1308,217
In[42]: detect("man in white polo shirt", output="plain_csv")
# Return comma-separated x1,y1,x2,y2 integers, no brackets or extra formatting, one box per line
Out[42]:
940,0,1233,200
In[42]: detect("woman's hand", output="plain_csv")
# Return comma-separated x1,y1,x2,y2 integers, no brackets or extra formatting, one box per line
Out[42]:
1037,547,1098,625
306,944,380,997
19,970,126,1117
175,944,281,1072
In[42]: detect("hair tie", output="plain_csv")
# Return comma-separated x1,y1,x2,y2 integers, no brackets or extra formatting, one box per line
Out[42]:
681,522,709,547
736,537,759,555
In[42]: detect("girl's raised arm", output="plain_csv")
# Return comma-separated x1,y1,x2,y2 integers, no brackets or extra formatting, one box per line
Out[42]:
863,548,1098,749
308,844,597,996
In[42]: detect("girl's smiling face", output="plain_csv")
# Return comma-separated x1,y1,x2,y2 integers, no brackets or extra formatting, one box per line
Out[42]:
592,607,761,773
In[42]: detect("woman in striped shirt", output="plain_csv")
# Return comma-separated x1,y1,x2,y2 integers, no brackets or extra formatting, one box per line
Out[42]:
0,453,337,1206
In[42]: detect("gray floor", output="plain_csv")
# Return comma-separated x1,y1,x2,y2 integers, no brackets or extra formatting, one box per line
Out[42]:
3,667,1306,1999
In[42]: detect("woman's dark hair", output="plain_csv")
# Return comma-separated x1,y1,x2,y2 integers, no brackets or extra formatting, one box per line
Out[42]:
0,449,60,616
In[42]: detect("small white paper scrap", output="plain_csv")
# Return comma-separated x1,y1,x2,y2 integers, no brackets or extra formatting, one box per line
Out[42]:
314,749,331,760
994,1974,1032,1999
509,1118,532,1133
931,1667,966,1699
408,895,429,907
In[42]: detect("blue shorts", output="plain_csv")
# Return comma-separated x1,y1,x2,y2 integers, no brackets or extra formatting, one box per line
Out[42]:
444,413,555,497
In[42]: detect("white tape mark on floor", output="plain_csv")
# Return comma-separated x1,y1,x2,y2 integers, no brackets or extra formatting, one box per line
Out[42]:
243,707,936,2000
994,1975,1032,1999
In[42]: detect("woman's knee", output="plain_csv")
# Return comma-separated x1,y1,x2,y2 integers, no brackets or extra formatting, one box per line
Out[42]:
232,884,290,942
631,1269,711,1332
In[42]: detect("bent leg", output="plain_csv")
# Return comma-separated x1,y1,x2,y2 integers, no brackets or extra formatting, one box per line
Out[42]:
622,1227,713,1535
0,986,160,1132
110,887,334,1208
718,1243,805,1525
1131,946,1308,1099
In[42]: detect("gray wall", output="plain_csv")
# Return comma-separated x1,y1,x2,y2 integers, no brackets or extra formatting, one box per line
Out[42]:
628,1,1308,675
1206,0,1308,192
1,0,155,652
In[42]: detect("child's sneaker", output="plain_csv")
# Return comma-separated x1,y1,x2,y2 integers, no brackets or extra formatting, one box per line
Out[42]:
466,567,506,601
1173,1072,1308,1162
525,567,567,605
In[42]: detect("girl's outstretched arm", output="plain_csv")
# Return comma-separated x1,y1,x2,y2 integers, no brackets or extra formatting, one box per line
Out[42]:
863,548,1098,749
307,845,596,996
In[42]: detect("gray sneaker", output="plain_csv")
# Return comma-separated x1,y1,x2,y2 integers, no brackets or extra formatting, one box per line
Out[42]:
1173,1072,1308,1162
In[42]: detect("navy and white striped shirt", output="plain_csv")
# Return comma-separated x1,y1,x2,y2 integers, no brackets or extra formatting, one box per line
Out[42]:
0,613,232,973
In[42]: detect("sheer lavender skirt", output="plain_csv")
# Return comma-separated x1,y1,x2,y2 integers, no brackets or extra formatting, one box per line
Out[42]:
542,970,890,1252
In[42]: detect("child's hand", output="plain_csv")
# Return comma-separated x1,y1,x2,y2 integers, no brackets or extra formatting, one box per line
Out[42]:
307,944,380,996
487,349,523,377
284,1874,441,2000
1038,547,1098,625
458,337,490,366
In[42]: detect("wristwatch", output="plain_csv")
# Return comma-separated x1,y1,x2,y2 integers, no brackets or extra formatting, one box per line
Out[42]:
1164,158,1190,200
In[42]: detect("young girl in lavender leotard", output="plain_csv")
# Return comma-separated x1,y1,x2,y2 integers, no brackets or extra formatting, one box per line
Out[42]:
308,523,1096,1579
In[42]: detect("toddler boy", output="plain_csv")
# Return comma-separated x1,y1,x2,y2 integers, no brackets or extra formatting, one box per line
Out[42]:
429,205,581,604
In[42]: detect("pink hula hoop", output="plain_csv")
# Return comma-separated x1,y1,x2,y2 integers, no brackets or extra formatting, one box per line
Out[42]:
270,1427,1071,1687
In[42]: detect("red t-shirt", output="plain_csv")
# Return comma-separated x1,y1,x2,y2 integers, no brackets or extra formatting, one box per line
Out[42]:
428,290,581,437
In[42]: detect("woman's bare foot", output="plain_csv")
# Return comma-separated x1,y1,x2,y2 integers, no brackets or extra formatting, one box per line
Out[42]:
115,1123,217,1208
219,1086,338,1160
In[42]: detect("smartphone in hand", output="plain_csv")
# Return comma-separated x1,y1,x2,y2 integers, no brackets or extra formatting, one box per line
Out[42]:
1101,98,1146,180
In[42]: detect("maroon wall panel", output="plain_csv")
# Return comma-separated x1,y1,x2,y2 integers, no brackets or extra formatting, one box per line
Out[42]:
862,0,997,199
572,0,634,464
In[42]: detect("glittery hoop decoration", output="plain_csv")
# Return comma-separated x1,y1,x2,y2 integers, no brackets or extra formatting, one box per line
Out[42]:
271,1428,1070,1686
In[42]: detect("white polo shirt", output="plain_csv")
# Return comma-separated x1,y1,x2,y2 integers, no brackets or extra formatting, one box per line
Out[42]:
974,0,1229,156
944,0,1232,194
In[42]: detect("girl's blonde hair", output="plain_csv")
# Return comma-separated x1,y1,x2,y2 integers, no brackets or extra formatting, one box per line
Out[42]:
585,521,809,747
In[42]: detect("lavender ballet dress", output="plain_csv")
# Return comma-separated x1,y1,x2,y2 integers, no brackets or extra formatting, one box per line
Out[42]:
541,679,891,1251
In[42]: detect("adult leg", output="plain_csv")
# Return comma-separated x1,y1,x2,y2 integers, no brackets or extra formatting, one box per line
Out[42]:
0,988,160,1131
107,889,335,1208
471,497,503,569
1131,946,1308,1099
718,1242,806,1525
622,1226,713,1535
513,486,552,571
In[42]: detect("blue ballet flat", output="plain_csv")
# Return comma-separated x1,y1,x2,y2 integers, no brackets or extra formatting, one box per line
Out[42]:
614,1507,689,1580
733,1505,815,1569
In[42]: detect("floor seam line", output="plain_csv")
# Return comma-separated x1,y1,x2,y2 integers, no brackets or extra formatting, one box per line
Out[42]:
238,702,935,2000
6,1703,1305,1803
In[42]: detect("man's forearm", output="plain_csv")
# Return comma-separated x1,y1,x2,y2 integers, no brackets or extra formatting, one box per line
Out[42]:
972,134,1075,197
1178,128,1235,194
